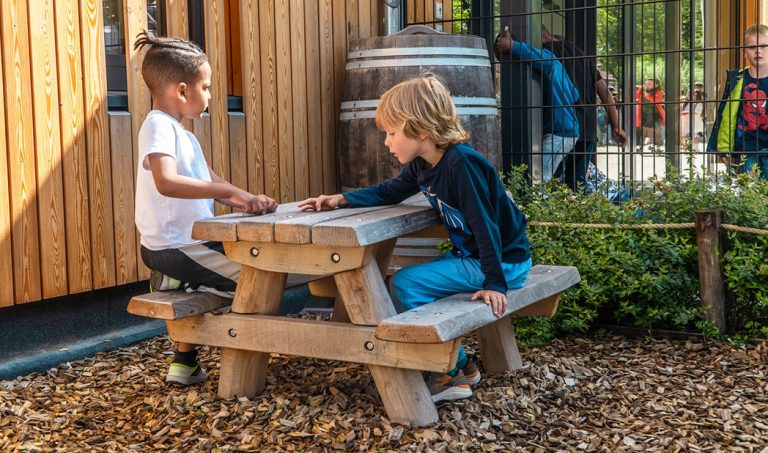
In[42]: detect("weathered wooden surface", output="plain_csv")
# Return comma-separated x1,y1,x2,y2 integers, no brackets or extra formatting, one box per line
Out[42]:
127,291,231,320
166,313,459,372
375,265,581,344
695,211,727,332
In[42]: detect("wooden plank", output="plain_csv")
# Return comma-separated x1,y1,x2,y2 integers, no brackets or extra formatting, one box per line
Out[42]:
407,0,416,24
192,113,212,166
303,0,324,196
318,0,337,194
191,212,254,242
0,11,14,307
238,0,265,196
443,0,452,33
29,0,68,298
228,113,248,193
81,0,117,289
347,0,360,43
122,0,151,281
370,0,381,36
290,0,309,201
128,291,231,320
165,0,189,37
374,265,581,343
2,0,42,303
260,0,280,199
332,0,347,174
311,205,439,247
696,211,727,331
167,312,459,372
224,241,370,275
514,294,561,317
218,266,285,398
275,0,295,202
54,0,92,294
205,0,232,215
477,317,524,373
223,0,233,95
274,206,385,244
229,0,243,96
334,256,396,325
336,252,438,426
234,201,317,242
358,0,372,39
109,112,138,285
308,276,338,298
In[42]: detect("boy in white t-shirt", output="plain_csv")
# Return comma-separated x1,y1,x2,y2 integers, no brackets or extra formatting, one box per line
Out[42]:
133,31,277,385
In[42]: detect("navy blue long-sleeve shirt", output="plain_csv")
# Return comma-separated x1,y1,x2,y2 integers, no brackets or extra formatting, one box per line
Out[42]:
343,143,530,293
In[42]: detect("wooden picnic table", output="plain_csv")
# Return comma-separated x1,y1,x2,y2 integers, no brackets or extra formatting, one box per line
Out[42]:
130,196,580,426
173,197,453,424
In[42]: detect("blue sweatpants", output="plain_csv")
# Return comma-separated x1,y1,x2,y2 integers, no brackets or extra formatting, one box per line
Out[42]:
390,253,532,374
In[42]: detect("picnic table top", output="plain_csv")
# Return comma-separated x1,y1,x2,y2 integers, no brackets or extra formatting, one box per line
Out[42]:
192,196,440,247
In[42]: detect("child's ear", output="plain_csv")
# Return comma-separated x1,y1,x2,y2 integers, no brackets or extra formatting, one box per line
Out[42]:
176,82,188,102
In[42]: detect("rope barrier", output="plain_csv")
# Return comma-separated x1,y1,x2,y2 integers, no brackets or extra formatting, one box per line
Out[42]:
529,221,695,230
529,221,768,236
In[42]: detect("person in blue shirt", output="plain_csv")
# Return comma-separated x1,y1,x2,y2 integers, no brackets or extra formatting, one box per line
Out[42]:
299,76,532,404
495,26,581,182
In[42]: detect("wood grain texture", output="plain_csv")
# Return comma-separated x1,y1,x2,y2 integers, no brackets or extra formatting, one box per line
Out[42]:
273,205,384,244
303,0,324,196
259,0,280,199
205,0,232,215
318,0,337,194
218,266,285,398
81,0,116,289
274,0,295,202
358,0,372,39
168,313,459,372
334,255,396,326
289,0,309,201
191,212,253,242
164,0,193,131
122,0,151,280
228,113,248,194
192,113,212,166
238,0,265,195
374,265,581,343
54,0,92,294
227,0,244,96
0,16,14,307
477,317,524,373
29,0,68,298
128,290,231,320
108,112,138,285
311,205,439,247
224,241,369,275
2,0,42,303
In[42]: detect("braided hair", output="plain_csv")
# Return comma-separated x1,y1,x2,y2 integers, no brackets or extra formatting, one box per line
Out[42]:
134,31,208,94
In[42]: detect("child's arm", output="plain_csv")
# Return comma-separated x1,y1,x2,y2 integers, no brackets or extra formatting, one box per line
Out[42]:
148,153,277,214
298,162,420,211
496,26,561,73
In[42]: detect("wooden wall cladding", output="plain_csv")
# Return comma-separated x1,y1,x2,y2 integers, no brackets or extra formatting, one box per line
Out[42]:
0,0,381,306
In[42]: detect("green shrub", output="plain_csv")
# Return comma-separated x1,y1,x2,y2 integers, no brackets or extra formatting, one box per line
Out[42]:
505,166,768,344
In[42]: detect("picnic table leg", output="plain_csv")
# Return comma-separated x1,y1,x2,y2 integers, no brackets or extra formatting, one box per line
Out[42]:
218,265,287,398
334,256,439,426
476,318,524,373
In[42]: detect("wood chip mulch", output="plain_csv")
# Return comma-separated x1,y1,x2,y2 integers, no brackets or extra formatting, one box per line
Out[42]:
1,329,767,452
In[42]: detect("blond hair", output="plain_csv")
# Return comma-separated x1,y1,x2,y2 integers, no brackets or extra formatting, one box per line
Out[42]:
744,24,768,42
375,76,469,149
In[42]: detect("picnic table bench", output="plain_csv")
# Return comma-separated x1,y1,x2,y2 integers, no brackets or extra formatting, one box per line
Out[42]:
128,197,580,426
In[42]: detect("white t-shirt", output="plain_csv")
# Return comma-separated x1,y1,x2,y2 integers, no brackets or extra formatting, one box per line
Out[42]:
135,110,215,250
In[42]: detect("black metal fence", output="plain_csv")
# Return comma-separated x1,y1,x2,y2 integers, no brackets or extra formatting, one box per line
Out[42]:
402,0,761,191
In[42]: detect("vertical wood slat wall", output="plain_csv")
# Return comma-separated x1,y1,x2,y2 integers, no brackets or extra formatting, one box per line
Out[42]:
406,0,453,31
0,0,381,307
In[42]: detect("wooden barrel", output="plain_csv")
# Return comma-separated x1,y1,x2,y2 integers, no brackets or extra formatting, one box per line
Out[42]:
338,26,500,190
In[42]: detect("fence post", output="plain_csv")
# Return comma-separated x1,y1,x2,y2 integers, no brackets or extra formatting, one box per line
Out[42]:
695,210,726,332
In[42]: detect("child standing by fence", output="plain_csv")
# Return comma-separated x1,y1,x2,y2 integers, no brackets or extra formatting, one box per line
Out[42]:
708,24,768,179
133,32,277,385
298,76,532,403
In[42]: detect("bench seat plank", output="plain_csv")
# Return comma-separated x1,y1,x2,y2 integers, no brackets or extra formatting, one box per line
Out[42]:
127,291,231,320
374,265,580,344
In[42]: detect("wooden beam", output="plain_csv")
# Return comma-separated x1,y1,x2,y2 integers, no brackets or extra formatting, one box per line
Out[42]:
307,276,338,298
224,241,371,275
0,1,13,306
311,205,439,247
128,291,231,320
167,312,459,372
218,266,286,398
238,0,265,195
109,112,138,284
477,318,523,373
375,265,581,343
